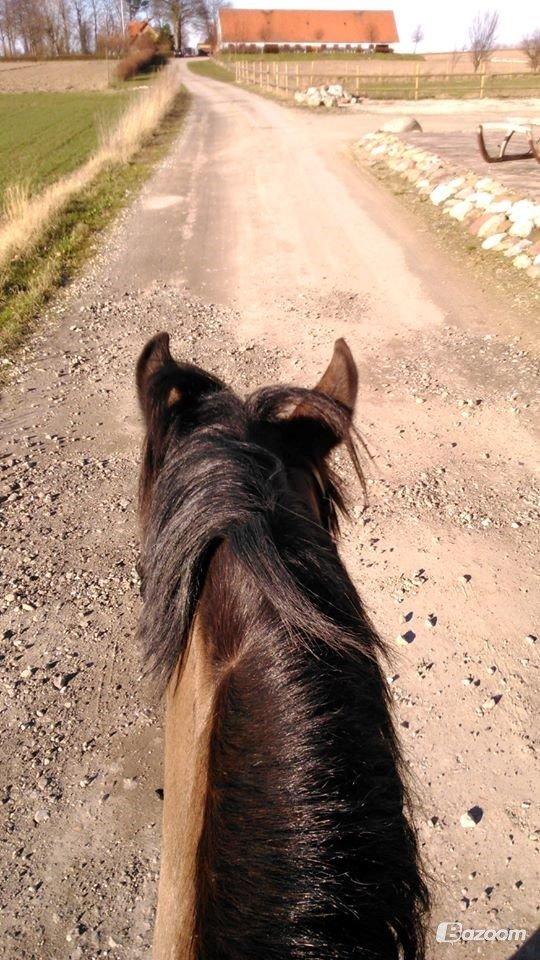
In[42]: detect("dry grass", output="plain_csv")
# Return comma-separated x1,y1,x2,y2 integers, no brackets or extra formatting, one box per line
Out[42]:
0,64,182,277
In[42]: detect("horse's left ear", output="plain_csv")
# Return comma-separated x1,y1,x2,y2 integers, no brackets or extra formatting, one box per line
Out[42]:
313,338,358,413
137,332,221,424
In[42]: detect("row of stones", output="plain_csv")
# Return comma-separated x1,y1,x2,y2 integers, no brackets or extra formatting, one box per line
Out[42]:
355,132,540,282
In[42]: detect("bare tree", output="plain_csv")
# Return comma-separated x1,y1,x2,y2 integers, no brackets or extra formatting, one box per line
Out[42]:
468,9,499,72
199,0,228,48
521,29,540,72
151,0,206,51
411,24,423,54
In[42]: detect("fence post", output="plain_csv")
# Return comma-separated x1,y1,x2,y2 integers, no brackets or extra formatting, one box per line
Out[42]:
284,63,288,94
296,62,300,90
310,60,314,87
415,62,420,100
480,61,486,98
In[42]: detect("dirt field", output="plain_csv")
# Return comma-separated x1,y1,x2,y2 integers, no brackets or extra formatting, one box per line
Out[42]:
0,67,538,959
0,60,112,92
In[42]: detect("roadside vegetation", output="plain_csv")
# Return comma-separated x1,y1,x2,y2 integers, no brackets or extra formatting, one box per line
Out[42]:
0,91,130,200
0,68,187,356
187,60,234,82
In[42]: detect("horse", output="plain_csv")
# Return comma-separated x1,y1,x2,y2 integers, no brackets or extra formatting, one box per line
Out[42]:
136,332,429,960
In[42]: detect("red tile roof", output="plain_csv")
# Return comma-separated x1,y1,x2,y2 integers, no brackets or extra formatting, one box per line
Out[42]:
127,19,151,42
219,9,398,45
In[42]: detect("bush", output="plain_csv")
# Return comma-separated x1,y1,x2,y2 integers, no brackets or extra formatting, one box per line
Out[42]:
115,32,168,82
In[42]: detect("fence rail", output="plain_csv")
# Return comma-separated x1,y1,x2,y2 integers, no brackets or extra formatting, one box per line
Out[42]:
228,60,540,101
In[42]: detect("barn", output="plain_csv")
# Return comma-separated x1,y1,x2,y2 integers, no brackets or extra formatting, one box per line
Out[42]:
217,9,399,53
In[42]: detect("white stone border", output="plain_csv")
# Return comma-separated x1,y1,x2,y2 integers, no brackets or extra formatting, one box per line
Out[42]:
355,132,540,282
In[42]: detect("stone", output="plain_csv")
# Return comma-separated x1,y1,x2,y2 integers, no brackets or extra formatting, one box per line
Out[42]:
482,695,501,710
504,239,532,258
513,254,532,270
475,176,498,191
306,94,322,108
481,233,506,250
509,219,533,238
430,178,463,206
294,91,306,104
460,806,483,828
487,198,512,214
509,199,535,223
379,116,422,133
449,200,474,222
475,214,508,239
327,83,343,97
469,191,495,209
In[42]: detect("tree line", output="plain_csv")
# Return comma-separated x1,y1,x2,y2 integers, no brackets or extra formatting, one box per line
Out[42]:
0,0,226,58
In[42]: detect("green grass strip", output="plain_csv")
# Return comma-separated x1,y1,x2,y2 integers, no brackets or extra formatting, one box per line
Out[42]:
187,60,235,83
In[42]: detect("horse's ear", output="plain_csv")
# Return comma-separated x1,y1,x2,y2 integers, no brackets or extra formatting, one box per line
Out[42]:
136,332,221,423
292,338,358,419
313,338,358,412
137,332,175,418
288,339,358,461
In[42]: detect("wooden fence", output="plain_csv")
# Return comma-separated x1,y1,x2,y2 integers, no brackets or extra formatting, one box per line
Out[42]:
230,59,540,101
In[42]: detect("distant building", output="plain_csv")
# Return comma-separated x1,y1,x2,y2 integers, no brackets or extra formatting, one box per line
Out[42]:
217,9,398,52
127,20,158,45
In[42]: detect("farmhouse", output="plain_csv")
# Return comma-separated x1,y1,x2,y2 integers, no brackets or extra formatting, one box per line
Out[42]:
127,20,158,45
217,9,398,52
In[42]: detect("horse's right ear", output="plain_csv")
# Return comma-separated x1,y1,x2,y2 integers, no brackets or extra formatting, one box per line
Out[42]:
136,332,222,424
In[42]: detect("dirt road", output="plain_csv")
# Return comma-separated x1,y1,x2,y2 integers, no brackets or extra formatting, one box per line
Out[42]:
1,65,538,959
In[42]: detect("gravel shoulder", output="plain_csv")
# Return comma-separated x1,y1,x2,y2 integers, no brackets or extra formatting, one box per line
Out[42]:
0,67,538,960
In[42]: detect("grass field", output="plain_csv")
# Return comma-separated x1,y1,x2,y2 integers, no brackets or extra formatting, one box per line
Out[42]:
347,73,540,100
188,60,235,83
0,71,187,356
230,61,540,101
0,91,131,203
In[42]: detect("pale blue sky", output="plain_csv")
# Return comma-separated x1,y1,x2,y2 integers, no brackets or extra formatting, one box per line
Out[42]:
227,2,539,53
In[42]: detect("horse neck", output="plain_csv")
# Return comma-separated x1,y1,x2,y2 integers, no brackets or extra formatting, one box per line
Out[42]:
153,545,426,960
153,618,214,960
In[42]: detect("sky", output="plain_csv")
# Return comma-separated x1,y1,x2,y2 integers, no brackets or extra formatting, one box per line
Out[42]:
226,1,539,53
